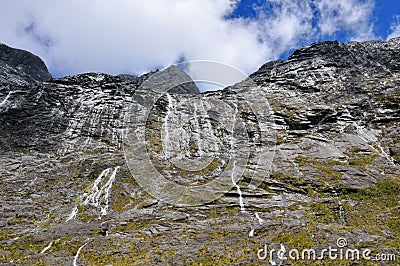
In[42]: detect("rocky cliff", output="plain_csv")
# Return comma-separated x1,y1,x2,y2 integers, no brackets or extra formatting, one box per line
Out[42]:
0,39,399,265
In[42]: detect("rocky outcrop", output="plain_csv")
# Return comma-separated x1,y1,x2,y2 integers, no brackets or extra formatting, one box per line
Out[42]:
0,43,52,86
0,39,399,265
140,65,201,94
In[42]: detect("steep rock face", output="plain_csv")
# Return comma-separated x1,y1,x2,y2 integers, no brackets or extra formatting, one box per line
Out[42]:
0,39,399,265
0,43,52,86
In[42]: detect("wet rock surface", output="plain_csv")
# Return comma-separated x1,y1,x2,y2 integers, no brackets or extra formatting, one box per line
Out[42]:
0,39,400,265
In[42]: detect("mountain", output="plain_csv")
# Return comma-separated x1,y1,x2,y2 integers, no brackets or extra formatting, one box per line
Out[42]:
0,39,399,265
140,65,201,94
0,43,52,86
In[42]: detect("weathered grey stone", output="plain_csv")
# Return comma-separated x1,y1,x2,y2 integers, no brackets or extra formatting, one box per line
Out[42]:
0,43,52,86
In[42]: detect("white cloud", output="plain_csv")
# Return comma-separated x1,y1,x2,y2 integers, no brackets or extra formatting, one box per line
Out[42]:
0,0,377,82
387,15,400,40
256,0,315,55
315,0,375,41
0,0,269,77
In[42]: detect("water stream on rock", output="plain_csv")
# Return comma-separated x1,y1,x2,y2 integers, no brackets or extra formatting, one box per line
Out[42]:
66,166,120,221
0,91,11,109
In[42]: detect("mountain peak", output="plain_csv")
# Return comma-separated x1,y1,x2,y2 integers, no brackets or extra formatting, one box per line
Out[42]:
140,64,200,94
0,43,52,86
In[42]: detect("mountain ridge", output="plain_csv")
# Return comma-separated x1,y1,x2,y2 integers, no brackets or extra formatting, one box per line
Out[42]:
0,39,399,265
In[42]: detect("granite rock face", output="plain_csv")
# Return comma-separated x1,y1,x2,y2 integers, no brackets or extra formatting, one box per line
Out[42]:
0,39,400,265
0,43,52,86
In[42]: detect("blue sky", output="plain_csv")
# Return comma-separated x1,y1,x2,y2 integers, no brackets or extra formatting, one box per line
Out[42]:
230,0,400,38
0,0,399,83
229,0,400,59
